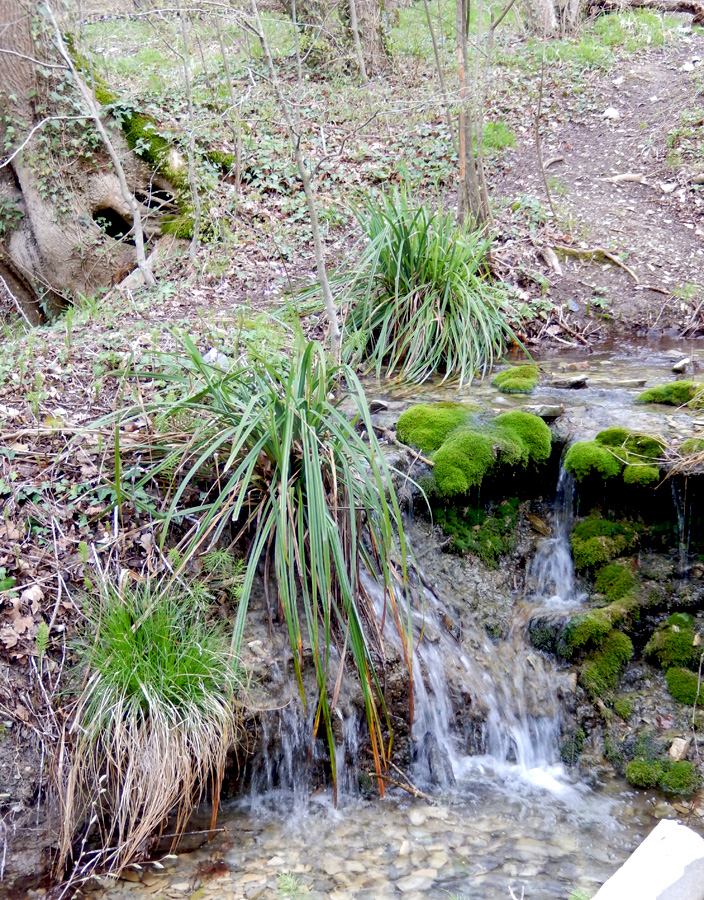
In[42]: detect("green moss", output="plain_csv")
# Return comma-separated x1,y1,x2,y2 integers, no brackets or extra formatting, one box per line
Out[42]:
595,562,638,602
208,150,238,173
623,464,660,485
645,617,696,670
625,758,663,788
660,760,699,795
570,514,639,570
529,619,562,654
560,609,615,657
396,402,475,454
564,440,623,480
680,437,704,455
636,381,702,406
614,698,633,720
494,411,552,463
401,406,551,498
668,612,694,628
94,83,119,105
493,365,540,394
595,427,631,447
579,631,633,701
161,214,194,240
666,667,701,705
434,498,519,566
432,429,495,496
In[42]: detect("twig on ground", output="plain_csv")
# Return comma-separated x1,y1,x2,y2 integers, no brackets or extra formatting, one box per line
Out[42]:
369,770,434,800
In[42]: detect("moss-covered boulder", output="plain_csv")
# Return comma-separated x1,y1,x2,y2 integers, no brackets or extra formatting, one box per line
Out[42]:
636,381,703,407
645,614,697,671
570,513,640,571
579,630,633,701
493,365,540,394
564,427,665,484
396,402,476,454
396,403,552,498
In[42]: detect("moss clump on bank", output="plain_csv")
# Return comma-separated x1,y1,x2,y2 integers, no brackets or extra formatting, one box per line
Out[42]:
660,760,699,795
625,758,662,788
666,667,701,705
564,440,623,480
570,513,640,571
397,403,551,498
680,437,704,455
579,630,633,701
493,365,539,394
396,402,475,454
434,498,519,566
564,427,665,484
626,757,699,795
560,727,585,766
595,562,638,602
636,381,703,407
645,614,697,671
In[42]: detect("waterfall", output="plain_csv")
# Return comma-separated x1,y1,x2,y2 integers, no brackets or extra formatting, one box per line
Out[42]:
246,466,586,803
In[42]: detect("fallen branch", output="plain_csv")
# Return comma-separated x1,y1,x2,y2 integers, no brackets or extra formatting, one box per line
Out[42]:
369,770,434,801
552,245,639,283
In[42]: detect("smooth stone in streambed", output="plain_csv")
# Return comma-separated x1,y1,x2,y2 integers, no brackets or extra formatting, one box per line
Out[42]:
396,869,437,892
673,358,691,373
323,858,345,876
408,809,427,827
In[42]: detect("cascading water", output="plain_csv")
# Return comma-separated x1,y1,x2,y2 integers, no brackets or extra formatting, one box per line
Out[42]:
360,463,588,796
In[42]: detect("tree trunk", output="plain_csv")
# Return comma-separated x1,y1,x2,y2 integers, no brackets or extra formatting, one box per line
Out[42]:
0,1,170,323
587,0,704,21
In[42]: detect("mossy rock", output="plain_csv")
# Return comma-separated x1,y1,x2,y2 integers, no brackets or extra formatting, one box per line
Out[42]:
625,758,663,788
666,667,701,705
570,514,639,571
660,760,699,795
396,402,476,454
579,630,633,701
564,440,623,480
680,437,704,455
494,411,552,463
432,429,496,496
594,562,638,602
645,616,697,671
623,464,660,485
400,405,551,498
636,381,703,407
493,365,540,394
560,608,616,657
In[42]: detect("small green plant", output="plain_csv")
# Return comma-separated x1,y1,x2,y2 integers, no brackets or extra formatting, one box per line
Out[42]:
613,698,633,720
35,620,49,662
277,873,305,899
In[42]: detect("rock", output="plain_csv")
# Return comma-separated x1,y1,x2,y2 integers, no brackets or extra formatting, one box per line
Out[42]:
673,358,691,373
408,809,427,827
669,738,691,761
603,107,620,120
522,404,565,419
396,869,437,892
527,514,551,536
593,820,704,899
369,399,389,413
549,375,589,389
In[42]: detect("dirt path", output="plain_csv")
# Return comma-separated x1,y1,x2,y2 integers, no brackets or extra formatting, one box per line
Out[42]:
498,34,704,335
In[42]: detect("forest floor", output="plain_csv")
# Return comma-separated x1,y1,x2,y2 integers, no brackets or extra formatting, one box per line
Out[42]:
1,5,704,891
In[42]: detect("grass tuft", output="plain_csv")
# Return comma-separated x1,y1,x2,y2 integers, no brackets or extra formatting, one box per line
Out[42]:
324,187,519,384
57,580,242,876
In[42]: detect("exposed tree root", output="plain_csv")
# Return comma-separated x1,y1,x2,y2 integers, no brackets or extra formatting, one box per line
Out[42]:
552,244,640,283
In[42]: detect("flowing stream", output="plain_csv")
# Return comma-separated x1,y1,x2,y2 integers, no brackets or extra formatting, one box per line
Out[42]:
85,341,704,900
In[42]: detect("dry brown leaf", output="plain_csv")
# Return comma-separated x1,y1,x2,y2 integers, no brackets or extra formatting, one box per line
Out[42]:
20,585,43,613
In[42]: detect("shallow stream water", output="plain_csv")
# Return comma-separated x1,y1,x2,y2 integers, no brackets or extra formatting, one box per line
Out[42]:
82,339,704,900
